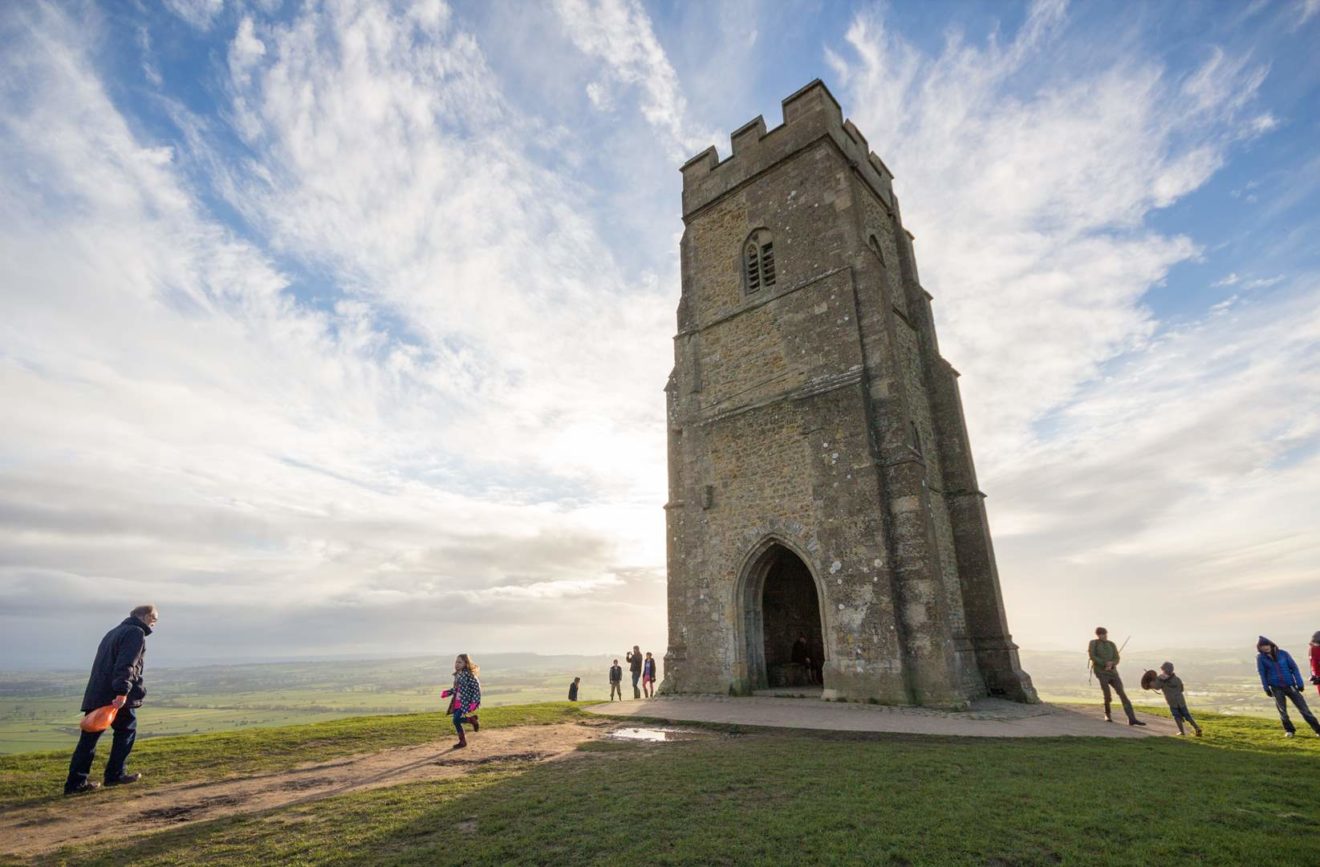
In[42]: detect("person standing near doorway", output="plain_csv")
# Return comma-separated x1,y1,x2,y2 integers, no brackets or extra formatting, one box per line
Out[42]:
1256,636,1320,738
1087,627,1145,726
609,659,624,701
626,646,643,699
64,604,158,795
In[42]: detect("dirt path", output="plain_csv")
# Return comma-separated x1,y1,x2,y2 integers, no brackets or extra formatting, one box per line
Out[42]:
0,721,607,859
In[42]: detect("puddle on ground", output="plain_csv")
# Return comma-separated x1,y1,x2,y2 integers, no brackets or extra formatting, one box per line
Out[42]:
605,726,698,742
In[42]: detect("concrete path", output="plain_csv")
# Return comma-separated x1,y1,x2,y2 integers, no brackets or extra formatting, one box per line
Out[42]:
586,695,1179,738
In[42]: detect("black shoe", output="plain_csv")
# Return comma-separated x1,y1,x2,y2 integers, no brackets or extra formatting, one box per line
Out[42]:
105,772,142,786
64,781,101,796
1128,719,1146,727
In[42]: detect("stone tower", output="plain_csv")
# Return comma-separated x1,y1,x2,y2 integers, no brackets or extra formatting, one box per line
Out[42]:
661,81,1035,707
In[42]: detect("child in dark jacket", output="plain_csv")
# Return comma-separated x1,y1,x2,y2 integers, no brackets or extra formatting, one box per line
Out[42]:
441,654,482,749
1144,662,1202,736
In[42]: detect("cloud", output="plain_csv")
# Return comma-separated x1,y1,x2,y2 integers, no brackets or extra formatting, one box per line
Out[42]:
828,0,1276,466
551,0,712,157
163,0,224,31
828,2,1318,646
0,1,671,664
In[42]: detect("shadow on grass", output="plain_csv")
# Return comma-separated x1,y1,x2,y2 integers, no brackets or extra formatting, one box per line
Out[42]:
43,713,1320,867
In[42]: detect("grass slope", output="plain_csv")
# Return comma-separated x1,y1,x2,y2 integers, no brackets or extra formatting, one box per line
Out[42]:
11,705,1320,866
0,703,578,811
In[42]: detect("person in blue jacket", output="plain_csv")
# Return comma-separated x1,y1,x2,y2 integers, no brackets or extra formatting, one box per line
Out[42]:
1256,636,1320,738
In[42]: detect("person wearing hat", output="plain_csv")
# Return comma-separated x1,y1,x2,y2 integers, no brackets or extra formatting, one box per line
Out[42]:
1087,626,1145,726
1256,636,1320,738
1142,661,1202,736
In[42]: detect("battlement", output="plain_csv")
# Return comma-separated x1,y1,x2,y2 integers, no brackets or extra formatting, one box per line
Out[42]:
680,80,896,219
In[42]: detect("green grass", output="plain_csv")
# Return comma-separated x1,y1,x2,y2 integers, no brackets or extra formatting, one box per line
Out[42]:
25,705,1320,866
0,702,582,811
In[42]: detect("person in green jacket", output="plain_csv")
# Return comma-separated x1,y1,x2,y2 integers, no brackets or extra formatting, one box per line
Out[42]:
1088,626,1145,726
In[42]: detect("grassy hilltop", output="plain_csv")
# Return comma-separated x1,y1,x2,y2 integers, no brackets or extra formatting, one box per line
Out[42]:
2,702,1318,865
0,648,1286,756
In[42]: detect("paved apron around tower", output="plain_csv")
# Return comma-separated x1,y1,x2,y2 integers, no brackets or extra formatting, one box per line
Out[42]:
586,696,1176,738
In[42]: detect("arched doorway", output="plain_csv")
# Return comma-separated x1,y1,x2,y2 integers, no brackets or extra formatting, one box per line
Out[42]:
740,542,825,691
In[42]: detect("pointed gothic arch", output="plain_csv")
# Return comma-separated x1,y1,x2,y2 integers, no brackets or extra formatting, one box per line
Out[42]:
735,537,827,691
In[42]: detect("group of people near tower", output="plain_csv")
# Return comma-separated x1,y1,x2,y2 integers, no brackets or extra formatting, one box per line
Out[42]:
607,646,658,700
1087,626,1320,738
565,646,658,702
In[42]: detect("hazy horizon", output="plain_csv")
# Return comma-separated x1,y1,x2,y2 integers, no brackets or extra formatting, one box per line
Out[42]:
2,1,1318,667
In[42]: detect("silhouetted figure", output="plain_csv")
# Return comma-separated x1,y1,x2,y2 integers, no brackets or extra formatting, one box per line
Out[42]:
791,634,818,685
626,646,643,699
568,677,580,702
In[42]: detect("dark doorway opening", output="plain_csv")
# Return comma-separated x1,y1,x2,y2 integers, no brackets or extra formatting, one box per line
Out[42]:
759,547,824,688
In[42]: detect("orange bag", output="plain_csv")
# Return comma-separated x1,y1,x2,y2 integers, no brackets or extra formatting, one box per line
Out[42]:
80,704,118,733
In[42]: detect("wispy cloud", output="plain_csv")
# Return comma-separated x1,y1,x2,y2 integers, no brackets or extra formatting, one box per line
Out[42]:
829,1,1319,645
0,1,671,663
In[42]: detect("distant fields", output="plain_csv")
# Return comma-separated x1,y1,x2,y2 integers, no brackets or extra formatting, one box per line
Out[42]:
0,654,618,754
1,648,1291,754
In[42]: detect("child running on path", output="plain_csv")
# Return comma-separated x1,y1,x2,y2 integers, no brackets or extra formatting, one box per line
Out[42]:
1143,662,1202,736
441,654,482,749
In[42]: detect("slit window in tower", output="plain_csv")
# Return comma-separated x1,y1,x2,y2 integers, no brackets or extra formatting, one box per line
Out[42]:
745,241,761,292
743,229,776,294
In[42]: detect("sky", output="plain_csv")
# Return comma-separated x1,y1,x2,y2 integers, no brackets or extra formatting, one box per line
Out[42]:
1,0,1317,669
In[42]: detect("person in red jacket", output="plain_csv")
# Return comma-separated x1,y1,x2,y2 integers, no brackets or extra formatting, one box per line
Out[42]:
1310,631,1320,698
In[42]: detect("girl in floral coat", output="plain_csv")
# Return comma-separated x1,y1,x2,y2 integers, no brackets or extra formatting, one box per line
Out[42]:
442,653,482,749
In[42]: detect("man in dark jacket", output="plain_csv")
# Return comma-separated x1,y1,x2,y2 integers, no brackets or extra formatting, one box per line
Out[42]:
1256,636,1320,738
64,605,158,795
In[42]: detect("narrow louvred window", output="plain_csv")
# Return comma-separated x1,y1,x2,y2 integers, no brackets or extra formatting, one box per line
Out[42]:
743,229,776,294
745,242,761,292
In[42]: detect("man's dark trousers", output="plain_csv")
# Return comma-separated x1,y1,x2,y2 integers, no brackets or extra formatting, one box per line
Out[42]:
631,672,641,700
1272,686,1320,734
64,707,137,791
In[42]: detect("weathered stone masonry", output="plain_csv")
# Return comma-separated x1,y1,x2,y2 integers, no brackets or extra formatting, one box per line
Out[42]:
661,80,1036,707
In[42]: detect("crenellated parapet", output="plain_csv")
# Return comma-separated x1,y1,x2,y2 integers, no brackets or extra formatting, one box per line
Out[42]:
680,79,896,219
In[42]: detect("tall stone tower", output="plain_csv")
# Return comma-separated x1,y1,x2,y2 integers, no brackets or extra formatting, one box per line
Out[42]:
662,81,1035,707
